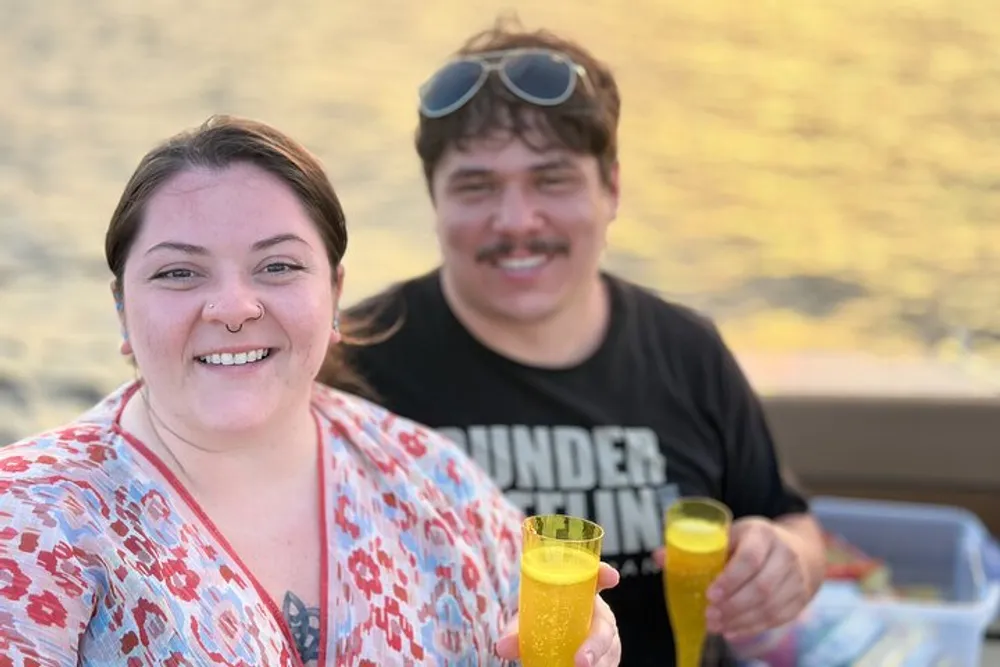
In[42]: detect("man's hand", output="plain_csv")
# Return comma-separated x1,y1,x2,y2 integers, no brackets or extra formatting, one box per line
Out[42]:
653,515,823,640
496,562,622,666
705,517,820,639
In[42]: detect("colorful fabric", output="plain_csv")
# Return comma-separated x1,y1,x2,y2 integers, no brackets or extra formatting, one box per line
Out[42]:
0,381,522,666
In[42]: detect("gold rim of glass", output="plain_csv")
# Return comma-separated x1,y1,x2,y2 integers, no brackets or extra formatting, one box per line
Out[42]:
522,514,605,544
665,497,733,524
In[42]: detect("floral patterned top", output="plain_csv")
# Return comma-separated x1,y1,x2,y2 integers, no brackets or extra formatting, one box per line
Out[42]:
0,381,522,666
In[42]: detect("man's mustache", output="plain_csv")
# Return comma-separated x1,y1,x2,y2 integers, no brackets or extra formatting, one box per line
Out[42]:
475,238,570,263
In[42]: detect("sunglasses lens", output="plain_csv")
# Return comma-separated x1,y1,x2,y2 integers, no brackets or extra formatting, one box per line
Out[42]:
503,52,575,104
420,60,484,116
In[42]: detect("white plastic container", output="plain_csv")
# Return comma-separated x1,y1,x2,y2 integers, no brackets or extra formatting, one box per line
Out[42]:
809,496,1000,667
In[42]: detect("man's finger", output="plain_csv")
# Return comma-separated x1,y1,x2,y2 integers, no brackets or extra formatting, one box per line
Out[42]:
710,557,792,635
705,558,781,637
711,544,787,621
708,526,772,603
721,582,801,640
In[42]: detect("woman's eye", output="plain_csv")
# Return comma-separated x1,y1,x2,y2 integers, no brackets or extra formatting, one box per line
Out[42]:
263,262,305,274
151,268,195,280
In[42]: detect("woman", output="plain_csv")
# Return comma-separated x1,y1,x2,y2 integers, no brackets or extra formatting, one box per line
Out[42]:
0,116,621,666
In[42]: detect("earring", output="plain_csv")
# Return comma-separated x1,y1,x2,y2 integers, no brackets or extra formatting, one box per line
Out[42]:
119,330,133,356
333,311,340,333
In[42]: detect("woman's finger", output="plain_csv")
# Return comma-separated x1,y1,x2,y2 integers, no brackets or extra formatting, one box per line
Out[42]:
595,562,620,593
575,595,618,667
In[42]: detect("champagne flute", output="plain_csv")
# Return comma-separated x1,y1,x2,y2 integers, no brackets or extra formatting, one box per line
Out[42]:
663,497,732,667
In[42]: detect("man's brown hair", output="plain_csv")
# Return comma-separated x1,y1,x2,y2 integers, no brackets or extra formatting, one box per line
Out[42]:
415,15,622,190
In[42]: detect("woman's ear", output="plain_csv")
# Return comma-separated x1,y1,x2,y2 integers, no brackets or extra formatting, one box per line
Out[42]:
330,265,346,346
110,279,132,355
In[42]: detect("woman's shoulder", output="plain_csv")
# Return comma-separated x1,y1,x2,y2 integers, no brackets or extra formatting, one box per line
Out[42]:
0,428,120,564
310,383,505,504
311,383,522,584
1,385,133,500
2,423,119,475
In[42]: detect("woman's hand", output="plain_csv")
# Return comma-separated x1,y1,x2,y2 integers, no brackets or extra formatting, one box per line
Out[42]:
496,562,621,666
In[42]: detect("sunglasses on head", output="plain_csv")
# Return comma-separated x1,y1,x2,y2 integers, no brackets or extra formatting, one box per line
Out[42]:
418,48,592,119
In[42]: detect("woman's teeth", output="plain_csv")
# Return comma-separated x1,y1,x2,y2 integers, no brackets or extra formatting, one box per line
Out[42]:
198,348,271,366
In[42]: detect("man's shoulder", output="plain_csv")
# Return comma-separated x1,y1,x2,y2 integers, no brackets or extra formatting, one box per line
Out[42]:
342,271,452,370
345,270,440,322
608,273,724,350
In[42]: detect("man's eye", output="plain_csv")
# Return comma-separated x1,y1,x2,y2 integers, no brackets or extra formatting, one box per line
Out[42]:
455,181,495,194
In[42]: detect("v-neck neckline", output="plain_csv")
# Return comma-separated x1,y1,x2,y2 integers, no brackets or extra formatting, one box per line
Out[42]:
111,381,331,667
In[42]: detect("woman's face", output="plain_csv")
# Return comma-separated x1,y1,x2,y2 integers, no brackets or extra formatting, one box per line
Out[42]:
118,162,339,435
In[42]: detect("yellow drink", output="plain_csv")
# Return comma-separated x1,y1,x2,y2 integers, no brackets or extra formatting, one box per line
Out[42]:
519,544,600,666
663,500,731,667
518,515,604,667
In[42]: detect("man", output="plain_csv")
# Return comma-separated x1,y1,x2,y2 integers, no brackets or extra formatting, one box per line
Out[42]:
334,20,825,666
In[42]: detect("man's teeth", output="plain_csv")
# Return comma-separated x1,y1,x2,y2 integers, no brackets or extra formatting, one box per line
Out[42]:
497,255,547,271
198,348,271,366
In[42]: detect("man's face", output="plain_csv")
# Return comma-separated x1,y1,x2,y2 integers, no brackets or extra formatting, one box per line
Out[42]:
430,130,619,325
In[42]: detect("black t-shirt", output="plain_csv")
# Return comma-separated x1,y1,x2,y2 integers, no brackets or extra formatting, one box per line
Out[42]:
343,269,808,667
